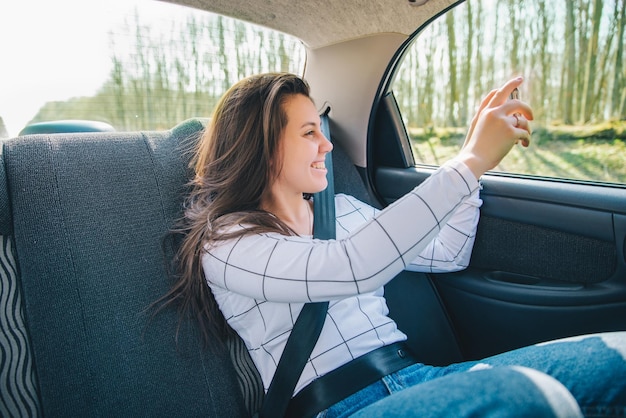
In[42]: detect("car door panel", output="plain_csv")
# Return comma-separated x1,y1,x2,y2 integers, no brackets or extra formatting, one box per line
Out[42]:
374,166,626,360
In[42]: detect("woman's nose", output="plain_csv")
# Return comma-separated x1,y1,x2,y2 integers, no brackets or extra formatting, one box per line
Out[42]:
320,135,333,153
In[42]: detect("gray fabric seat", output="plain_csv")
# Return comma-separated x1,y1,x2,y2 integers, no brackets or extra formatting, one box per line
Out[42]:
0,119,248,417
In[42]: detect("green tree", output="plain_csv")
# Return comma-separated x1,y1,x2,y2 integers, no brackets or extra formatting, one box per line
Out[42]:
612,0,626,119
445,11,458,127
580,0,604,122
562,0,577,124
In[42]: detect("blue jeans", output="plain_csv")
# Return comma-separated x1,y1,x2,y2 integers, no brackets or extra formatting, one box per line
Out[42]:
316,332,626,417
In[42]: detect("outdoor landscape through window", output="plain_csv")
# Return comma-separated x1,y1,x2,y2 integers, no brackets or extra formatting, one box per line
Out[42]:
393,0,626,184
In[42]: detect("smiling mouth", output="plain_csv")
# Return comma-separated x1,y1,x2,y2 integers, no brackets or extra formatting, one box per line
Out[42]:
311,162,326,170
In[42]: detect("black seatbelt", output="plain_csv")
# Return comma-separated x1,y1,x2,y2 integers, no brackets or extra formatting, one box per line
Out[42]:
312,107,336,240
256,108,335,418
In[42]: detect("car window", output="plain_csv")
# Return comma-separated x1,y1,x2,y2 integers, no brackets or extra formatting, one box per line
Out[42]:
392,0,625,185
0,0,305,138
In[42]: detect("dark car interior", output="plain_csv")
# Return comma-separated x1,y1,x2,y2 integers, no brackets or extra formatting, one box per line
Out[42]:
1,0,625,416
2,108,625,416
0,115,466,416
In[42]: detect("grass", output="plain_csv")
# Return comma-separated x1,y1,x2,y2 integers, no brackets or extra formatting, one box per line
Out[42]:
408,121,626,184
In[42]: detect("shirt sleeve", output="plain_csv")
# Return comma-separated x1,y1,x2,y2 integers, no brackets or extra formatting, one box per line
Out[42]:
202,159,480,303
406,175,482,273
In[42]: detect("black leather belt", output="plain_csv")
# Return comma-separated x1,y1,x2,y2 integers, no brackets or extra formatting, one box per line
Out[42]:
286,342,418,418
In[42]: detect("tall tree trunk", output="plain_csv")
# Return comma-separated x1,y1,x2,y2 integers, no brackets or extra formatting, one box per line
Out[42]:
563,0,576,124
279,37,290,73
537,0,551,122
472,1,484,103
507,0,521,71
576,0,591,122
235,23,246,80
446,11,458,127
218,16,231,94
580,0,603,123
591,5,617,120
422,34,435,127
111,57,126,130
612,0,625,118
460,2,472,125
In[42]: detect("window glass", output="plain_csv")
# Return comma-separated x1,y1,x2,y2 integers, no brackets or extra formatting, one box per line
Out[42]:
0,0,305,137
392,0,625,184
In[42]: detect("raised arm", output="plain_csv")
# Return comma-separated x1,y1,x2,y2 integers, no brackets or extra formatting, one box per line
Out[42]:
203,160,478,303
406,187,481,273
203,77,532,303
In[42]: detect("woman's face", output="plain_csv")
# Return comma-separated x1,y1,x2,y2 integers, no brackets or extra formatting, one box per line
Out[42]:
272,93,333,197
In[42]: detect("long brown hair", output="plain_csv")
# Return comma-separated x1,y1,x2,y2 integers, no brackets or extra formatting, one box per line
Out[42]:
156,73,312,346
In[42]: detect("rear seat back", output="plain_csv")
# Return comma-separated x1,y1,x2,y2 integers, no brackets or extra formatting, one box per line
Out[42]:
0,120,247,417
0,151,39,416
0,116,465,417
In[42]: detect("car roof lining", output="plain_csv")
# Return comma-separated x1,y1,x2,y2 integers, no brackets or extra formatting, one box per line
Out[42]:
166,0,460,49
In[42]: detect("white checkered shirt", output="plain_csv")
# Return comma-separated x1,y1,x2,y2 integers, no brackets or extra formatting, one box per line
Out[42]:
203,159,481,394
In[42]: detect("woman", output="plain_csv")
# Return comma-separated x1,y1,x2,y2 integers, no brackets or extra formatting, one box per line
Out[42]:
163,73,625,417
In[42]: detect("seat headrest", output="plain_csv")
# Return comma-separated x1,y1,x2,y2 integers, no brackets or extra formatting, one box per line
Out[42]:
170,117,208,141
0,118,209,237
19,120,115,136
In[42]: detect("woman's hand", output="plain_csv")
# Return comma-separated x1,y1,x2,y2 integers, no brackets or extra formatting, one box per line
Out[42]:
457,77,534,179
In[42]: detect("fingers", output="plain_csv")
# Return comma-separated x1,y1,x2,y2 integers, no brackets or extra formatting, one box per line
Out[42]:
511,112,533,130
498,77,533,147
509,112,532,147
505,100,534,123
507,98,532,148
488,76,525,108
490,76,534,124
464,89,498,148
460,76,534,178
